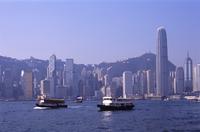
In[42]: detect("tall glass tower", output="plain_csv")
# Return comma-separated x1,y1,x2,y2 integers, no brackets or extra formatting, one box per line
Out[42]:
63,59,74,97
156,27,169,97
48,54,57,97
48,55,56,78
122,71,133,98
175,67,184,94
184,53,193,92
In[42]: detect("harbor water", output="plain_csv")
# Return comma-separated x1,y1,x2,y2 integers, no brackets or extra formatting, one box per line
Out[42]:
0,100,200,132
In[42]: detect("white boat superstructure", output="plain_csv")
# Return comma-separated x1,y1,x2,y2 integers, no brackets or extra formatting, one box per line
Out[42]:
102,97,113,106
184,95,200,102
184,96,197,100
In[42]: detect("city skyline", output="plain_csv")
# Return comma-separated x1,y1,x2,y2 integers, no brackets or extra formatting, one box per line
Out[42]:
0,0,200,65
1,1,200,132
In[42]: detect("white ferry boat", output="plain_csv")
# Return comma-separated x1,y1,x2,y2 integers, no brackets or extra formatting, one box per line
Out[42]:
97,97,134,111
36,95,67,109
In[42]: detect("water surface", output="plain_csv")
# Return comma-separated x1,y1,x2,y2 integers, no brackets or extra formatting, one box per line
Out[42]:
0,100,200,132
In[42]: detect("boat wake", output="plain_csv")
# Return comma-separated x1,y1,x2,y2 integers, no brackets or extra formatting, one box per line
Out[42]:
68,106,82,109
33,106,49,110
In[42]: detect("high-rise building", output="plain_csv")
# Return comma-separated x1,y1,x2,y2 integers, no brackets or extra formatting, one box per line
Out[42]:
122,71,133,98
112,77,123,97
32,69,40,98
193,64,200,92
104,74,111,87
21,70,33,100
146,70,155,95
140,71,147,95
184,53,193,92
48,54,57,97
0,65,2,83
56,70,63,87
132,71,147,96
175,67,184,94
40,79,50,96
63,59,73,86
156,27,169,97
99,74,110,97
63,59,74,97
2,68,13,98
48,55,56,78
78,80,84,97
86,71,95,97
0,65,2,97
133,73,139,95
95,67,106,81
101,74,117,97
169,71,176,94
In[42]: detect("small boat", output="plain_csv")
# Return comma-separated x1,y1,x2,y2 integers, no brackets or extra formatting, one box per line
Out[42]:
184,95,200,102
36,96,68,109
75,96,83,103
97,97,134,111
184,95,197,101
162,96,169,101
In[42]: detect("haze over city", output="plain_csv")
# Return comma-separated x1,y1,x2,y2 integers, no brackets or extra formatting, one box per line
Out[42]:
0,0,200,65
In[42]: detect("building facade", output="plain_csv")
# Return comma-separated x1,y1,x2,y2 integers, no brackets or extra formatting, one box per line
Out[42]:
156,27,169,97
48,54,57,97
146,70,155,95
175,67,184,94
21,70,33,100
40,79,50,96
122,71,133,98
193,64,200,92
184,54,193,92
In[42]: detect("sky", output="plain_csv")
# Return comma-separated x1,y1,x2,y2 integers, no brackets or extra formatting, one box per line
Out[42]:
0,0,199,66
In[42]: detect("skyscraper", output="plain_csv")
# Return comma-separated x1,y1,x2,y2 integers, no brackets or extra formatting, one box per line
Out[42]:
21,70,33,100
122,71,133,98
48,55,56,78
193,64,200,92
48,54,57,97
0,65,2,83
104,74,110,87
184,53,193,92
156,27,169,97
146,70,155,95
111,77,122,97
63,59,74,87
63,59,74,97
2,68,13,98
40,79,50,96
169,71,176,94
175,67,184,94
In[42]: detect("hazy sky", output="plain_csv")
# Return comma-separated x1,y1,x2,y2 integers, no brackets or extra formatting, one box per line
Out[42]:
0,0,199,66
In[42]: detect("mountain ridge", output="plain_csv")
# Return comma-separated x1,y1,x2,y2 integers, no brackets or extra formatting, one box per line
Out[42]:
97,53,176,78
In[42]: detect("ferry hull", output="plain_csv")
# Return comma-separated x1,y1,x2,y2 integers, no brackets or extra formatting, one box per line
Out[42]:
35,103,68,109
97,104,134,111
